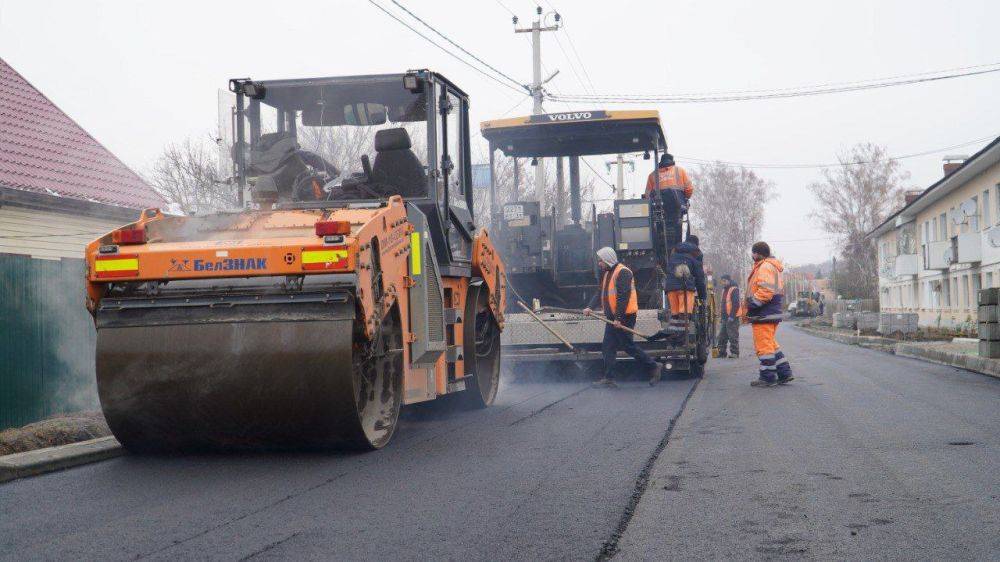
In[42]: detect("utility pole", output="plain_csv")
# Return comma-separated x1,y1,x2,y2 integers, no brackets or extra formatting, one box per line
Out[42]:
605,155,635,200
514,7,560,210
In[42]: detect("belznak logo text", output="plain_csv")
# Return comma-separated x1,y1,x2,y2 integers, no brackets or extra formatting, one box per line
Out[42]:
547,112,592,121
193,258,267,271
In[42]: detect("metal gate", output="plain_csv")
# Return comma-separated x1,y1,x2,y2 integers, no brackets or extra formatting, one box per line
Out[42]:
0,255,97,430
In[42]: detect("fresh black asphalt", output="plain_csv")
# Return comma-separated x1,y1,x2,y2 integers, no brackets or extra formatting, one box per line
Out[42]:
0,368,696,560
2,325,997,561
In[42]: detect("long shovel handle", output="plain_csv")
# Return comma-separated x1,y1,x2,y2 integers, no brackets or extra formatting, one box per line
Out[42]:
517,301,575,351
534,305,655,340
587,313,652,339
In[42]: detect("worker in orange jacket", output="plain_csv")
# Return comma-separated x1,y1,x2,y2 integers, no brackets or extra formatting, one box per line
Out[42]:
645,152,694,199
584,247,662,388
745,242,793,387
717,274,740,358
644,153,693,246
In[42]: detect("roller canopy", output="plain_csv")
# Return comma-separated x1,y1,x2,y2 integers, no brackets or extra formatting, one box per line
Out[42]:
480,110,666,158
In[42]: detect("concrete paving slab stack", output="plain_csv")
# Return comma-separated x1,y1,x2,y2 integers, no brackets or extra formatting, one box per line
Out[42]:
978,288,1000,358
857,311,880,333
878,312,917,336
833,311,856,329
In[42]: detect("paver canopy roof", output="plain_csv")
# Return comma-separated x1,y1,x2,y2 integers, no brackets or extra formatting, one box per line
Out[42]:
0,58,164,209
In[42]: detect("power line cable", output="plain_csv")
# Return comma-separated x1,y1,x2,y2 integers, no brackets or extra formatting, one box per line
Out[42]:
500,95,532,117
549,28,592,95
601,61,1000,98
493,0,516,16
538,1,597,94
555,23,597,93
556,61,1000,99
549,63,1000,104
388,0,527,93
675,133,997,170
367,1,526,96
581,156,615,192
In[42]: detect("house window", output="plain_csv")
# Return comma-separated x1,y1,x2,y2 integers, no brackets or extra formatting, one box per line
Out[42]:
984,190,991,227
987,272,994,290
973,274,982,306
996,183,1000,225
939,212,947,240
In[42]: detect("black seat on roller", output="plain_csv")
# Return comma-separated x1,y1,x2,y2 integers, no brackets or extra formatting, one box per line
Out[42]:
371,128,426,198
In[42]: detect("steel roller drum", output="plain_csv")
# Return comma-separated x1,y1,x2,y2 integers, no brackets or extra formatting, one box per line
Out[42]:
94,296,396,451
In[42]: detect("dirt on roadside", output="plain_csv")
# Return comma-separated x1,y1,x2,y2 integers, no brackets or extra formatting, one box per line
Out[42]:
0,411,111,456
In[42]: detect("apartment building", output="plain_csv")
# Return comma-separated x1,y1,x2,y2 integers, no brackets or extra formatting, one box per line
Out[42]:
868,136,1000,329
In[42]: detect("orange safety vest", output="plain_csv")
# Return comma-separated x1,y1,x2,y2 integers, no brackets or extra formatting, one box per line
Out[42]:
645,166,694,199
723,286,737,315
603,263,639,316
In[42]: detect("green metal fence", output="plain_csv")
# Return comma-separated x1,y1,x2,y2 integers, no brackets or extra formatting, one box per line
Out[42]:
0,255,97,430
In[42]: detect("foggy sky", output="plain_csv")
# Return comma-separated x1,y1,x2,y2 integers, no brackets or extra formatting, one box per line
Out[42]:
1,0,997,265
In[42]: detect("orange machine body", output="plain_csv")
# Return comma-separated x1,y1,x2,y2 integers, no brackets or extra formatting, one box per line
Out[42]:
85,195,506,406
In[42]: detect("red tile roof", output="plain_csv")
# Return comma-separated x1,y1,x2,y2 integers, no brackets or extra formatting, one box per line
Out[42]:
0,58,164,209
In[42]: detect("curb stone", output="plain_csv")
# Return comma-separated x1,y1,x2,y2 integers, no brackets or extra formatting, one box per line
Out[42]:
895,343,1000,380
0,436,122,484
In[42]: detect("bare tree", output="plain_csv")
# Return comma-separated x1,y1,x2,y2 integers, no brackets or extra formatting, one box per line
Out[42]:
147,136,234,214
809,143,908,299
689,162,775,282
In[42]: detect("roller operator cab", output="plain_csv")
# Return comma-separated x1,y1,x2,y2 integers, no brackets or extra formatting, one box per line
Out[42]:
84,71,507,452
481,110,710,376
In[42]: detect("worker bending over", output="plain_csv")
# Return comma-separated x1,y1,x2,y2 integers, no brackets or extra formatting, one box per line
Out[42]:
584,247,662,388
662,240,706,339
745,242,793,387
717,274,740,358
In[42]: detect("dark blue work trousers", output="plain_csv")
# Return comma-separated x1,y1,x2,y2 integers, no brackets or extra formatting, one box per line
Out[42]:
602,314,657,378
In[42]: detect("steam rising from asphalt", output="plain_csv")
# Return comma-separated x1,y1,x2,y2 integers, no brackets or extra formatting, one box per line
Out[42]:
42,265,100,415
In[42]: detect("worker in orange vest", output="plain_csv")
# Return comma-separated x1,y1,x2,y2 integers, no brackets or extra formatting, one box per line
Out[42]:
584,247,662,388
645,152,694,199
644,152,693,246
745,242,793,387
717,274,740,358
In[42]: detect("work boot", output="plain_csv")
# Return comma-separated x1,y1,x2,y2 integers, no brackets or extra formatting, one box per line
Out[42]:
592,377,619,389
750,378,777,388
648,363,663,386
778,374,795,385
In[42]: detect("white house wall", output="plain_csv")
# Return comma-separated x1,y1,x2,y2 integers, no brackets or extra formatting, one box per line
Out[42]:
0,206,126,260
876,156,1000,330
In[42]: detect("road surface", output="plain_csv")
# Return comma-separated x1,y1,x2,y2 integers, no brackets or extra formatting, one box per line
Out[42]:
616,325,1000,560
1,325,997,561
0,368,696,560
